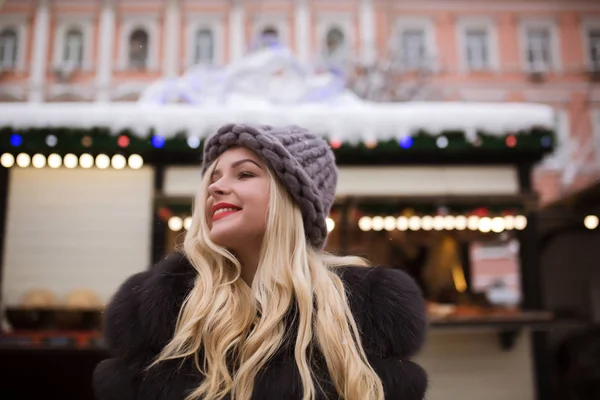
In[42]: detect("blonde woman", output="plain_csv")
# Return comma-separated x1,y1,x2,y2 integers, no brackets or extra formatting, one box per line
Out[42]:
93,124,428,400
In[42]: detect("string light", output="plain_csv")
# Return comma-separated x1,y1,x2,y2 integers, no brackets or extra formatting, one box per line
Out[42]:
45,135,58,147
436,136,448,149
364,139,377,149
16,153,30,168
330,138,342,149
383,216,396,231
63,154,78,169
584,215,599,230
0,153,15,168
168,216,183,231
79,154,94,169
111,154,127,169
184,216,193,230
128,154,144,169
372,216,384,231
81,136,93,147
396,216,409,231
31,154,46,168
358,216,372,231
326,217,335,232
95,154,110,169
506,135,517,148
399,136,413,149
47,153,62,168
117,135,130,148
10,134,22,147
187,136,201,149
151,135,166,149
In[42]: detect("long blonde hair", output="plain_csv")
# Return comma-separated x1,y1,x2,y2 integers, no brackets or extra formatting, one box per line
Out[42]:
151,160,385,400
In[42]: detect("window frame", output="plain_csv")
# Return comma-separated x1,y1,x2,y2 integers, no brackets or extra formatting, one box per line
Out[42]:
52,15,93,71
457,17,499,72
0,14,28,71
519,18,561,73
185,14,224,67
316,13,355,66
0,28,19,69
390,17,437,72
117,15,159,71
581,19,600,71
251,13,290,49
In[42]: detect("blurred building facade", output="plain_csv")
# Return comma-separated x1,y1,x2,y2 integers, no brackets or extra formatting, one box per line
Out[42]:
0,0,598,200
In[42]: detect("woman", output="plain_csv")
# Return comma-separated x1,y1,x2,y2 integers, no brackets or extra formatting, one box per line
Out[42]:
93,124,428,400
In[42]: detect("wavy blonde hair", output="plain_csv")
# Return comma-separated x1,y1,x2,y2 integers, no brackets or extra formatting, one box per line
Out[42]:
150,159,384,400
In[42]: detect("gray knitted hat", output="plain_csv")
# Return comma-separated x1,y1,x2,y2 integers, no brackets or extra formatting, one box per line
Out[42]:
201,123,338,249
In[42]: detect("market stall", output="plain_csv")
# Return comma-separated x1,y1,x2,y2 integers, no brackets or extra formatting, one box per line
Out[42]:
0,46,559,400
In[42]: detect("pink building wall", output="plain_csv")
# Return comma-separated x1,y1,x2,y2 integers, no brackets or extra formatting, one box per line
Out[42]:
1,0,600,203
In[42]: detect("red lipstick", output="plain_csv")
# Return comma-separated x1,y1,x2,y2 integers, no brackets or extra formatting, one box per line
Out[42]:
212,202,241,222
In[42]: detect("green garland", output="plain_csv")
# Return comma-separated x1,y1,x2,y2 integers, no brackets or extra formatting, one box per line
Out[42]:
0,126,555,156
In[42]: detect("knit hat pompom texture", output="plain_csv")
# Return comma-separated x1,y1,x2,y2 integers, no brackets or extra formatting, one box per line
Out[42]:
201,123,338,249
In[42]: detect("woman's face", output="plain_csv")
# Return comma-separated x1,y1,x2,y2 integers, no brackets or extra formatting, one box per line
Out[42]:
205,147,270,251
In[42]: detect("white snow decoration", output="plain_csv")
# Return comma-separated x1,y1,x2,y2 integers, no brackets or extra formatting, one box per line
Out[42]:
138,45,353,107
0,101,555,144
0,42,556,142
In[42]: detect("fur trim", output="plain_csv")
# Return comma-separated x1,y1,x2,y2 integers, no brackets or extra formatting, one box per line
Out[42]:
97,253,428,399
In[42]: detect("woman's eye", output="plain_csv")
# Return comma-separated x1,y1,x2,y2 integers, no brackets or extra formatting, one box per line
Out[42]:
238,171,254,179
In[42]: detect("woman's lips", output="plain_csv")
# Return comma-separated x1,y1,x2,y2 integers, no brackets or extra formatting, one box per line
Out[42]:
212,208,240,222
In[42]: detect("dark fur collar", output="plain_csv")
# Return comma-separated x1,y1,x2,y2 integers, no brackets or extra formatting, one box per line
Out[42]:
102,251,428,374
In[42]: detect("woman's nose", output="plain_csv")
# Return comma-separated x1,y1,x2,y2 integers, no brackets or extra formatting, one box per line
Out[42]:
208,179,230,197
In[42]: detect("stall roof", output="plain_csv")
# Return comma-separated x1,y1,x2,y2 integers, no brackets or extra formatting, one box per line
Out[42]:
0,101,556,143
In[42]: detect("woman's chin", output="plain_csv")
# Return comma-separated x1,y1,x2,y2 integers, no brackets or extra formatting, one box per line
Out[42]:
209,226,239,248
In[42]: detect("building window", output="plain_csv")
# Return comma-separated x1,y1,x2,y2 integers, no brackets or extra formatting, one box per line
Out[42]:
62,28,84,67
0,28,18,69
128,28,149,69
194,28,214,64
588,29,600,70
526,27,552,71
260,25,279,47
465,29,489,70
323,26,347,65
400,29,427,70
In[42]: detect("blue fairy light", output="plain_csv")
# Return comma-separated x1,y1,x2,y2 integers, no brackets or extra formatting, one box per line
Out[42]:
399,136,413,149
541,136,552,148
151,135,166,148
10,134,22,147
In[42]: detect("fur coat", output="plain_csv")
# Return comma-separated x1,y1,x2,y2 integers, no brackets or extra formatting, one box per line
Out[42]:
93,252,428,399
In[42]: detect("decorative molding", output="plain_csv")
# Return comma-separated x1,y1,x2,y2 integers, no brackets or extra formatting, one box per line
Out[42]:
393,1,600,12
0,85,25,101
117,14,160,71
0,15,29,72
112,81,153,100
458,89,508,102
522,89,571,103
47,84,94,101
456,16,500,73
